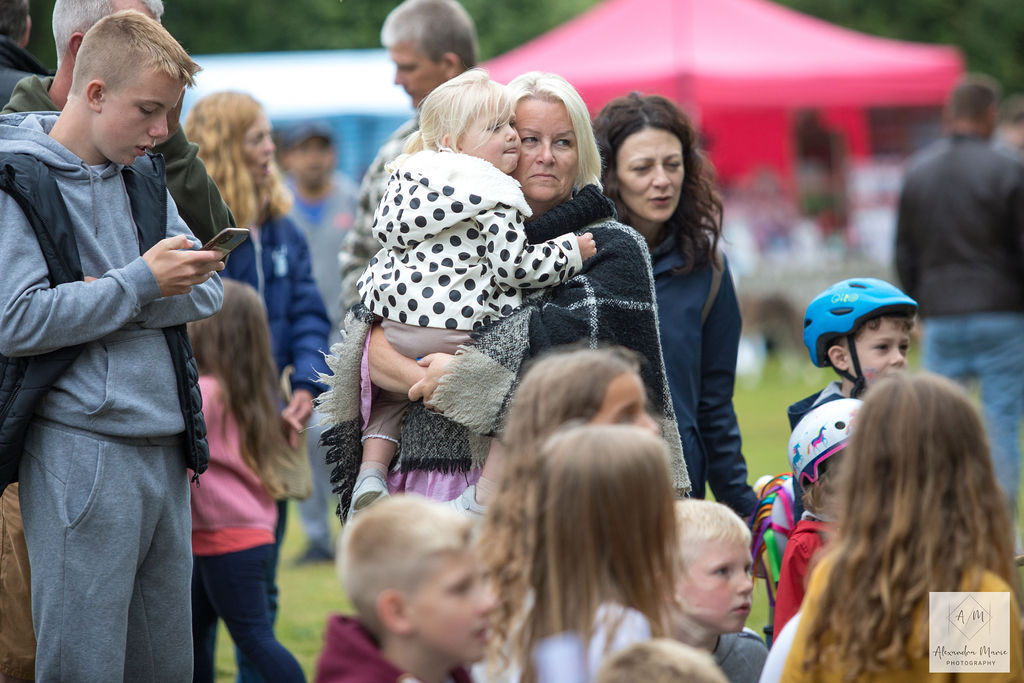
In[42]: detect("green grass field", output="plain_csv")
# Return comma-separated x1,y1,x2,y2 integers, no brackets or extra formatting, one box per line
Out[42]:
213,354,1021,680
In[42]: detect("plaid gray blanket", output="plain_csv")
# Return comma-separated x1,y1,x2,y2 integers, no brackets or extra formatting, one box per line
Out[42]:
319,218,689,515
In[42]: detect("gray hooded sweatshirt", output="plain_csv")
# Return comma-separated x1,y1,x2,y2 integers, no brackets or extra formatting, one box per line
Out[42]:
0,112,223,438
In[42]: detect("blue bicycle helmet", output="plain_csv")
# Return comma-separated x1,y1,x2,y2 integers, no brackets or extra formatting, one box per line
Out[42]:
803,277,918,368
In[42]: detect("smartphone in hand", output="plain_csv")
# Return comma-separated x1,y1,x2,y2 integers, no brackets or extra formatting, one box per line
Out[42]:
201,227,249,260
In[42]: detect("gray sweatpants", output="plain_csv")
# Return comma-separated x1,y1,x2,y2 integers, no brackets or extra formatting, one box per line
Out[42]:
19,419,193,683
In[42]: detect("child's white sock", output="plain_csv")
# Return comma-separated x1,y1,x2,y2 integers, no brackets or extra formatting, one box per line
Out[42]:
357,461,388,480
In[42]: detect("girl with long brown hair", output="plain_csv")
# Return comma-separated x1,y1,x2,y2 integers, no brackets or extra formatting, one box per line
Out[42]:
187,279,304,683
782,372,1023,681
186,94,330,679
478,347,667,679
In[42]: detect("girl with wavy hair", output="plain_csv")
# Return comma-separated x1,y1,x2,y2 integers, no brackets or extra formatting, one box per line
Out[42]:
593,93,755,518
782,372,1023,680
185,90,329,470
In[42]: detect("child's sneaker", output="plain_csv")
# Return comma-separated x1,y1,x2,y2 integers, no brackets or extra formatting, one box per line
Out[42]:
347,471,389,522
448,484,486,518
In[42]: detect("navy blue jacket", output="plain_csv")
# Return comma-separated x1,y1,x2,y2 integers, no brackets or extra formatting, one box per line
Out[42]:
222,214,330,396
652,241,756,517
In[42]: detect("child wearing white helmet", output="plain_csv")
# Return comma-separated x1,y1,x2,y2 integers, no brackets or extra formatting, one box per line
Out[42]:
773,398,861,638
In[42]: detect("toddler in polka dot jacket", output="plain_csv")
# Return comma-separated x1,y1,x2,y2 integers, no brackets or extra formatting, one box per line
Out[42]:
350,70,596,517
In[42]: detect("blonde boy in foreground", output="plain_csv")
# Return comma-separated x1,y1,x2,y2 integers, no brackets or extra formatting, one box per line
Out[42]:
0,11,223,681
596,639,727,683
317,495,494,682
673,500,767,682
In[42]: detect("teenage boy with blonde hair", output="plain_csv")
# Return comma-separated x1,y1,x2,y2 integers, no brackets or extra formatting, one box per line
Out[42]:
672,500,767,682
316,495,494,682
0,3,232,680
0,11,223,681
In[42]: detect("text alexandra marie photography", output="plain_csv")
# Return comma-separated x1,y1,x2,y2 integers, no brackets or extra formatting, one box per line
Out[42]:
929,592,1012,673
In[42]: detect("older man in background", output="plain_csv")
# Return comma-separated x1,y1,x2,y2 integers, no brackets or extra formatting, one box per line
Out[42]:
337,0,477,312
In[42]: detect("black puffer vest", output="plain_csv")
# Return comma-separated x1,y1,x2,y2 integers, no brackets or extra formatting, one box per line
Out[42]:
0,152,209,492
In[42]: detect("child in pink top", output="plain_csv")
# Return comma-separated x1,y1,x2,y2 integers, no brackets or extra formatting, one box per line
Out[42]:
187,279,304,683
191,375,277,554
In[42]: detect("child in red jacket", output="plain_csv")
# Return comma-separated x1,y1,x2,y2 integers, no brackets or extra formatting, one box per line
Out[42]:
316,495,493,682
773,398,861,636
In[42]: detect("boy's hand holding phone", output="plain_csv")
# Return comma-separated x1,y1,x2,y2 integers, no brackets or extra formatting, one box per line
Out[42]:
144,235,224,297
201,227,250,260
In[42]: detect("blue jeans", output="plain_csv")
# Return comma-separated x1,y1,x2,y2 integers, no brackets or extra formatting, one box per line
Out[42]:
235,500,288,683
192,543,304,683
923,313,1024,509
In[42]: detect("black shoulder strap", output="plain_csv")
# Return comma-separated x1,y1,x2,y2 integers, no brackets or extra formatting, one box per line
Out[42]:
123,153,209,476
701,247,724,325
0,153,83,284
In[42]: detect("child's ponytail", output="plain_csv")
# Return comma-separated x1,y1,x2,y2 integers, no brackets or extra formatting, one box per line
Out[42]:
402,129,426,155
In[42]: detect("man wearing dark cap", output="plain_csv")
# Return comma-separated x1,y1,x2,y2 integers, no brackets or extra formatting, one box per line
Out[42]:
280,120,358,562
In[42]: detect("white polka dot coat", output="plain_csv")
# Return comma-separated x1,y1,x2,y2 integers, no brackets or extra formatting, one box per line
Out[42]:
357,150,584,331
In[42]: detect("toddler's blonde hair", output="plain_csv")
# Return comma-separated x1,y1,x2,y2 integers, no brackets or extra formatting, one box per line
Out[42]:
404,68,512,156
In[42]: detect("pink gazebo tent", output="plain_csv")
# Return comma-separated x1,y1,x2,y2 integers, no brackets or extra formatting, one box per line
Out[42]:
484,0,963,182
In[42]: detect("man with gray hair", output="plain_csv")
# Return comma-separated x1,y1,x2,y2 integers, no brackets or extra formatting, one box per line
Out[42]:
0,3,233,681
0,0,46,104
337,0,477,313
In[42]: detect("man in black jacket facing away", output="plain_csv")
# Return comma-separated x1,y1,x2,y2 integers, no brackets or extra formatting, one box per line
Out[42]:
896,74,1024,515
0,0,46,104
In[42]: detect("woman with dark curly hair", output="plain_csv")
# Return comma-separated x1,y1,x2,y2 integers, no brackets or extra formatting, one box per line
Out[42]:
594,93,756,517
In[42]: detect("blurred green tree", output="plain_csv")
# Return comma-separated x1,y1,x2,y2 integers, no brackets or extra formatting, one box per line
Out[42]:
19,0,1024,95
778,0,1024,94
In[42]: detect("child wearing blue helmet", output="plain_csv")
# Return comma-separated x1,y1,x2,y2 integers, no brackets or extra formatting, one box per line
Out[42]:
787,278,917,430
784,278,916,528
